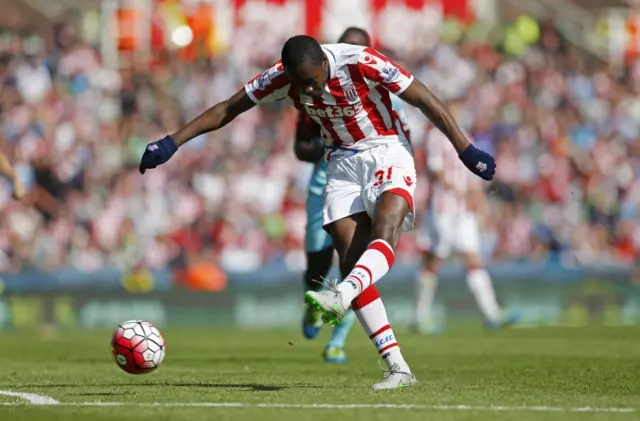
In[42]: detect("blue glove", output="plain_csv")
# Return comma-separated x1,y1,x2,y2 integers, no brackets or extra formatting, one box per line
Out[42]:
139,135,178,174
458,144,496,181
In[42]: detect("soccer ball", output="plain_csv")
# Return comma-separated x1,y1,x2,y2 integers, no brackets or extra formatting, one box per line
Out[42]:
111,320,166,374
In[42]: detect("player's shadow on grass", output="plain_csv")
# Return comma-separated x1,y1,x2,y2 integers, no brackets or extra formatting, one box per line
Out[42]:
4,383,320,392
160,382,321,391
71,392,128,397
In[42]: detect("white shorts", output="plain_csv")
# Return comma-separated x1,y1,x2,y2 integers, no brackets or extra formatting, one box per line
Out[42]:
322,140,417,231
416,212,480,259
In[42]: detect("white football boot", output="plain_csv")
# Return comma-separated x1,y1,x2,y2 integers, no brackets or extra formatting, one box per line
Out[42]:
371,363,417,390
303,279,350,327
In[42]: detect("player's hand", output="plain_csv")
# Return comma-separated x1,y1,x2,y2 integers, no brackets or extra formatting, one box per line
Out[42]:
12,179,26,201
139,136,178,174
458,144,496,181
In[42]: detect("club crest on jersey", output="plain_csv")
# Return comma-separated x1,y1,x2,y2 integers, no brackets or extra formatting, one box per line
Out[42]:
362,54,377,65
343,83,358,102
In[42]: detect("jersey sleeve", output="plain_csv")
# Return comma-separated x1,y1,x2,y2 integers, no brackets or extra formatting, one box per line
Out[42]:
357,48,414,95
244,60,291,104
391,95,410,137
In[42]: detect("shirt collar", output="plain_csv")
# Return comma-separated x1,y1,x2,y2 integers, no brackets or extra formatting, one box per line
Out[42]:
322,46,337,79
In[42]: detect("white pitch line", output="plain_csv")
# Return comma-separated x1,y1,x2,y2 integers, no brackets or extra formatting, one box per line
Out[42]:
0,390,59,405
0,401,634,413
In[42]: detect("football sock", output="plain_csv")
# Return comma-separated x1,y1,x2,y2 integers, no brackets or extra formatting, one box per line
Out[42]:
415,268,438,330
337,239,395,307
466,268,501,323
353,285,410,373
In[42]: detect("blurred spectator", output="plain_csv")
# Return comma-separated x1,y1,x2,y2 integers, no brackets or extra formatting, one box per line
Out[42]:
0,12,639,276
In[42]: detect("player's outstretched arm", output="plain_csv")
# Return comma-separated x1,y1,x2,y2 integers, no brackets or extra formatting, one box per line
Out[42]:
293,113,325,163
399,80,468,154
171,89,255,147
358,47,494,179
139,89,255,174
139,59,289,174
399,80,496,180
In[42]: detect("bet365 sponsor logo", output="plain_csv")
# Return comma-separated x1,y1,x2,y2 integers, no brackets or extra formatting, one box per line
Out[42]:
304,103,363,118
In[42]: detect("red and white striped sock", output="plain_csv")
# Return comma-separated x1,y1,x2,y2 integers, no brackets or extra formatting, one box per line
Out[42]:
353,285,410,372
337,239,395,306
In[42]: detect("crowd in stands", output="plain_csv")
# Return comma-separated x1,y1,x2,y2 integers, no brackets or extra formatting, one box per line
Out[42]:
0,14,638,274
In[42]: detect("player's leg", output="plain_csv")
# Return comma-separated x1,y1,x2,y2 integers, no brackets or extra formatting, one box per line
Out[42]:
308,192,410,318
464,251,501,326
301,248,334,339
326,213,415,389
303,145,415,388
324,309,356,362
339,191,408,302
318,213,370,362
303,244,357,362
303,189,356,360
302,194,335,340
457,214,519,329
414,212,452,334
303,250,334,291
415,252,444,334
332,142,418,310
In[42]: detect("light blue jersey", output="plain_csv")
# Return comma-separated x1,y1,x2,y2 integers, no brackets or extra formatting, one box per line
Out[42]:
304,96,408,253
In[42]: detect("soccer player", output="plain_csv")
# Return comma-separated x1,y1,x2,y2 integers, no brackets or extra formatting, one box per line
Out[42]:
414,128,519,333
0,147,26,200
295,27,411,364
139,35,495,389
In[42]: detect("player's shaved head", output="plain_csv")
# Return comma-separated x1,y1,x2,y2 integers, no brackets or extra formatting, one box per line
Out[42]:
281,35,328,97
282,35,325,69
338,27,371,47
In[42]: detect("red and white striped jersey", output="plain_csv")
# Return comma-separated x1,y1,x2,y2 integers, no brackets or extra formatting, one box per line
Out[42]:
244,43,414,151
426,128,479,216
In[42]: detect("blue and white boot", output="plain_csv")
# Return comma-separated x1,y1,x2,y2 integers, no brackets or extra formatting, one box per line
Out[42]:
486,309,521,331
302,304,324,339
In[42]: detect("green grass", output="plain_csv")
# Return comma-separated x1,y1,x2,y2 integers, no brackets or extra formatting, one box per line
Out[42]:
0,325,639,420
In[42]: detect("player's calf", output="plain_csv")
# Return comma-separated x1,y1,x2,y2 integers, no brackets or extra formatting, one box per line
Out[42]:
464,254,502,325
415,253,442,334
352,286,416,389
335,192,409,305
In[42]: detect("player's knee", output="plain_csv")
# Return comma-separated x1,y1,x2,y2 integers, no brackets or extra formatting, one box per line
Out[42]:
465,253,483,270
423,253,439,272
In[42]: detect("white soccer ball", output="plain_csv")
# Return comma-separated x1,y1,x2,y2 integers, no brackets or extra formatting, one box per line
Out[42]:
111,320,166,374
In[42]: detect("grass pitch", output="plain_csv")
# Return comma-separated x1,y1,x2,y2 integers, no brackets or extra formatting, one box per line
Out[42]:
0,325,639,420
